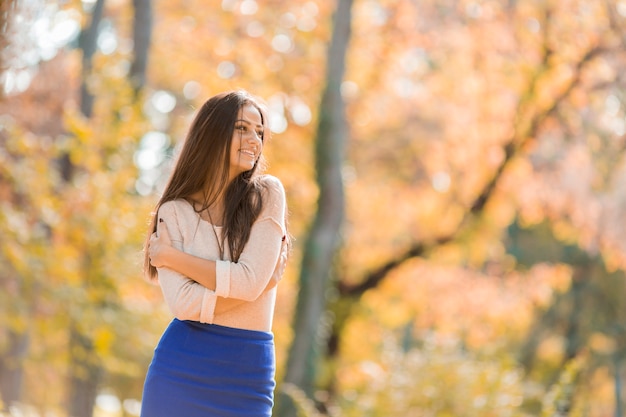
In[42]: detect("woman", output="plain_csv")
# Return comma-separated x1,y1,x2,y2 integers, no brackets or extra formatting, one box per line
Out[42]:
140,90,289,417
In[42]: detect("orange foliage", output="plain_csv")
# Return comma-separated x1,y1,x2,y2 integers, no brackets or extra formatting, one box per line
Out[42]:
3,0,626,415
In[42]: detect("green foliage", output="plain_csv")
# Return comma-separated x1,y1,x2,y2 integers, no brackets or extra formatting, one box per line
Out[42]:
540,354,587,417
339,334,529,417
0,49,160,409
279,383,326,417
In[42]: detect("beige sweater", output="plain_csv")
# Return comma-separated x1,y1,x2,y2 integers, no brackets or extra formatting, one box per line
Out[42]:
156,175,288,332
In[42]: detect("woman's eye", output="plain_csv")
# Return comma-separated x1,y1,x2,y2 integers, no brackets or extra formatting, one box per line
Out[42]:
235,125,263,139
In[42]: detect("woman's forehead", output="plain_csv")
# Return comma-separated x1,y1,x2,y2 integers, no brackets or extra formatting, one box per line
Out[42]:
237,104,263,126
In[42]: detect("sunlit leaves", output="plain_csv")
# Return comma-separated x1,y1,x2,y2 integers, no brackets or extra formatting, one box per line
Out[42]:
0,29,156,413
339,332,527,417
3,0,626,414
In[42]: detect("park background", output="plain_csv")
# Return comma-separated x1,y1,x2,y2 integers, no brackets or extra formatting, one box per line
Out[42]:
2,0,626,416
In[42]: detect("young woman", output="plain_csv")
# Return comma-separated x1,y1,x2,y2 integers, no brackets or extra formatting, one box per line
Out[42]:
140,90,289,417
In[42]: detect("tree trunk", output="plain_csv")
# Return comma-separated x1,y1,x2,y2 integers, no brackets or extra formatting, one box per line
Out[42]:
130,0,152,92
0,329,29,407
66,0,152,413
77,0,105,119
66,2,105,416
613,353,624,417
563,266,588,363
67,327,103,417
276,0,354,416
0,0,17,76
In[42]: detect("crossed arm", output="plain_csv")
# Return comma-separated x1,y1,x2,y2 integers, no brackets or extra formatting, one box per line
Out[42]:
148,219,280,314
148,219,219,290
150,176,288,320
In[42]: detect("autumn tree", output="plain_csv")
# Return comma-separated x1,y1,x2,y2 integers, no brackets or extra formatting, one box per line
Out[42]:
290,0,626,413
507,221,626,413
65,2,107,414
275,0,353,415
64,0,153,414
4,1,626,416
0,0,154,415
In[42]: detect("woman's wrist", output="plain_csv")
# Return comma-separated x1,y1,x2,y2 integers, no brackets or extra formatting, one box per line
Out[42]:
162,245,180,269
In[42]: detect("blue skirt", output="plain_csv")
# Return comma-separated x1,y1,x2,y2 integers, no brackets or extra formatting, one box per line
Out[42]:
141,319,276,417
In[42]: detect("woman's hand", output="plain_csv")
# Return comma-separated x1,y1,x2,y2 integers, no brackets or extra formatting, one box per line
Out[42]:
149,219,174,268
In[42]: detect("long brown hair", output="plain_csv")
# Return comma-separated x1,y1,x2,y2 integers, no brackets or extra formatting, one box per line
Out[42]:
144,90,270,281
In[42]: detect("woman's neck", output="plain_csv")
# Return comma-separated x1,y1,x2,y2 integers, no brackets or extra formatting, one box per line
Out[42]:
189,191,225,225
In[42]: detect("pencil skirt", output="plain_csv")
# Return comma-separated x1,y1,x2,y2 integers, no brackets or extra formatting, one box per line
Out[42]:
140,319,276,417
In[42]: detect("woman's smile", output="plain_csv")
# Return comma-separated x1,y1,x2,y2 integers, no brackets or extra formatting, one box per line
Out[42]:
230,104,264,179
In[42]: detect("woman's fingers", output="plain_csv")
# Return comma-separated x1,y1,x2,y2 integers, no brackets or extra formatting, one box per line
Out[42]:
148,219,172,268
157,218,172,244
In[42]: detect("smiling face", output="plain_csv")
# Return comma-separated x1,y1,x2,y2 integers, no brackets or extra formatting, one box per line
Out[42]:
229,104,265,180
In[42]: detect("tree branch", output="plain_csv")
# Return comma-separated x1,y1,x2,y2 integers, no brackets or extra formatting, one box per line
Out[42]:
340,45,606,298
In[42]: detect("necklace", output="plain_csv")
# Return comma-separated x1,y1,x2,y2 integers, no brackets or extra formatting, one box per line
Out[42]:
206,208,225,260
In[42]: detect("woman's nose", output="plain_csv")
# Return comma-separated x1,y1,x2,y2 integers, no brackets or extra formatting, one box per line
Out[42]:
247,131,263,144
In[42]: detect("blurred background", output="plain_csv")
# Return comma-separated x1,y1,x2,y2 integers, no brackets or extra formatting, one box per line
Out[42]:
2,0,626,416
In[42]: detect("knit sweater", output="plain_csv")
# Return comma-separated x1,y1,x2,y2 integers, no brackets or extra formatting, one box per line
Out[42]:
155,175,288,332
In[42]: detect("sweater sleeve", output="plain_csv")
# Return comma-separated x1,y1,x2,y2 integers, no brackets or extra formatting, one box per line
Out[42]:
214,175,287,301
156,201,217,323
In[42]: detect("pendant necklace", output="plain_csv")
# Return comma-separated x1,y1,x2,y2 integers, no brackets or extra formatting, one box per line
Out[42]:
206,208,225,260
